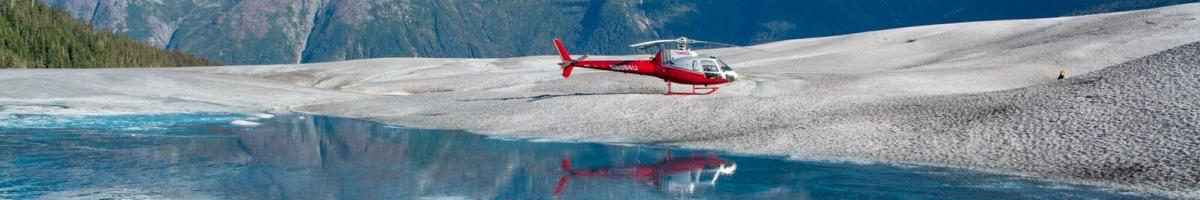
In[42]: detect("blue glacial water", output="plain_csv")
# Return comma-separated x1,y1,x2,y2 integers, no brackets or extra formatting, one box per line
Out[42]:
0,113,1165,199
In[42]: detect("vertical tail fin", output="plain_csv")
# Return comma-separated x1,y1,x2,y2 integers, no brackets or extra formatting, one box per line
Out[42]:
562,65,575,79
553,38,576,78
554,38,572,62
553,175,570,196
560,154,572,172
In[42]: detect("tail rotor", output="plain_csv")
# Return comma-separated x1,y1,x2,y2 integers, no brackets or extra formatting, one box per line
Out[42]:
553,38,586,78
555,154,573,197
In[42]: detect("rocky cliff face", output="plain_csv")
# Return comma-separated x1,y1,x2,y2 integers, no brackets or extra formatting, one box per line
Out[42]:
43,0,1199,65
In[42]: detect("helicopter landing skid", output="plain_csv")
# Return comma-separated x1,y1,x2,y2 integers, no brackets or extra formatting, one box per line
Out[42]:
665,82,718,95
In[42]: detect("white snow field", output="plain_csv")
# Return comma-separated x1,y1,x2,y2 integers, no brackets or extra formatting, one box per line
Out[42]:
2,3,1199,197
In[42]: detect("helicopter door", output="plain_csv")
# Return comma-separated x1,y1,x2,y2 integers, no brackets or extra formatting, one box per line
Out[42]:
701,60,721,79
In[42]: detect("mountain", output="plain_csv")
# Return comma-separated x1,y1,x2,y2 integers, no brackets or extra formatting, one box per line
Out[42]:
0,1,217,68
42,0,1199,65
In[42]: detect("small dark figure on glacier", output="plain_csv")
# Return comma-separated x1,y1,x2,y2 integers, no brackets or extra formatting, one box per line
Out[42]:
1057,70,1066,80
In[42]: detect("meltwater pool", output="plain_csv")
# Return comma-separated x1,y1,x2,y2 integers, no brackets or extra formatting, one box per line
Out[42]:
0,114,1161,199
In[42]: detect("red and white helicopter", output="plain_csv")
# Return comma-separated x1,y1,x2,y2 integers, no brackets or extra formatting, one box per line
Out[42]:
553,37,746,95
553,151,737,196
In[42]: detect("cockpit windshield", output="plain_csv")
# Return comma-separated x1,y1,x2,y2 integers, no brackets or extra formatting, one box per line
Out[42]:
718,60,732,71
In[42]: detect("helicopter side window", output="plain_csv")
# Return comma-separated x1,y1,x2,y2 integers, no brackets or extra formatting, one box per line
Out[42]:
702,60,720,78
691,60,700,71
702,60,719,72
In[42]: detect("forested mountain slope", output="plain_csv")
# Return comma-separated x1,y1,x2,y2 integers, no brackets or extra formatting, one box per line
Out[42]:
1,1,217,68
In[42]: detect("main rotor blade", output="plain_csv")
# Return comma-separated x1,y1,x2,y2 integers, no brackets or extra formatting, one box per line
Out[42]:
694,41,769,53
629,39,677,48
629,38,769,53
692,41,738,47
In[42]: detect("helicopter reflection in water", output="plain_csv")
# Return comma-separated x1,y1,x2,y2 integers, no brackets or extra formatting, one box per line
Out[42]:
554,151,737,197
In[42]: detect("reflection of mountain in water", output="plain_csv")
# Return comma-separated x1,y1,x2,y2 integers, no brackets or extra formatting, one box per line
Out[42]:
223,116,534,198
42,0,1199,64
221,115,678,199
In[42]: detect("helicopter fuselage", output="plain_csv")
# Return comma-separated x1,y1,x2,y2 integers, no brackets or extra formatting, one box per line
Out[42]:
567,50,738,85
